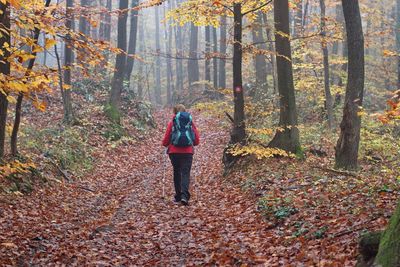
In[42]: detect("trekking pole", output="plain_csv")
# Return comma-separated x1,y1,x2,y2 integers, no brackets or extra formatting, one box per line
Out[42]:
161,149,166,200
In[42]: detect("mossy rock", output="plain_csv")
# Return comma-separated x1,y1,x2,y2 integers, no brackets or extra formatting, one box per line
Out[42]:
104,103,121,124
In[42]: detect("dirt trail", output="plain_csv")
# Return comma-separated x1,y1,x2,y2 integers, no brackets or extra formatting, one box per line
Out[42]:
0,111,273,266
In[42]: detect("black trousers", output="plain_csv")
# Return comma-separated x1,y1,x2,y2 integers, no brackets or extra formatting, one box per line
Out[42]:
169,153,193,201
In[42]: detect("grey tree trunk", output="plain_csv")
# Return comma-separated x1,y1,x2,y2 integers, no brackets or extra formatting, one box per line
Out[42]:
212,26,218,89
154,6,162,105
125,0,139,83
0,2,10,159
219,15,227,89
262,13,277,93
335,0,365,170
188,23,200,88
319,0,334,129
205,26,211,82
137,13,145,99
174,0,184,92
79,0,91,35
397,0,400,89
251,12,268,97
165,3,173,105
268,0,300,153
63,0,75,124
108,0,129,123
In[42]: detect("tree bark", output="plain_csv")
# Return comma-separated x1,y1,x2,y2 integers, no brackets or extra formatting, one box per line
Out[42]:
205,26,211,82
174,0,184,93
154,6,162,105
231,4,246,145
212,26,218,89
374,201,400,266
268,0,300,153
335,0,364,170
125,0,139,83
219,16,227,89
79,0,91,36
63,0,75,124
11,0,52,156
165,2,173,105
188,22,200,88
108,0,129,123
397,0,400,90
263,13,277,93
319,0,334,129
0,2,10,159
251,12,268,97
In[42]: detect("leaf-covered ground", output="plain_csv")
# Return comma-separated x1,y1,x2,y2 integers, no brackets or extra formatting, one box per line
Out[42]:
0,110,398,266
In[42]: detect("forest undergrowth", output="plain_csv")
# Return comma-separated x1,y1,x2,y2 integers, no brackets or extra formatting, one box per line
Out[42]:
0,94,399,265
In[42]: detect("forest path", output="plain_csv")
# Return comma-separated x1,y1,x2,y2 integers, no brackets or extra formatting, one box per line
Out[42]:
0,111,273,266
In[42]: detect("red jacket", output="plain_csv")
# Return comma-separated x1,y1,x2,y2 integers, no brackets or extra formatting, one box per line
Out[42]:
162,117,200,154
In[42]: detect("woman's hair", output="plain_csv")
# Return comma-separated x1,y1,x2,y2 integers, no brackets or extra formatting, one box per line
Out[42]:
173,104,186,114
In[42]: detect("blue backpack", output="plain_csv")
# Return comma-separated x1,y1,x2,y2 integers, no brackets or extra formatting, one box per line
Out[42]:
171,112,195,147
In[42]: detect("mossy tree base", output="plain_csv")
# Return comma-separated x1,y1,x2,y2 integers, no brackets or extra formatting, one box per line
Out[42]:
374,201,400,266
104,103,121,125
356,231,382,267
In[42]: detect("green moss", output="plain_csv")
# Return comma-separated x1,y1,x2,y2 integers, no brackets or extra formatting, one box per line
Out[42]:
375,201,400,266
104,103,121,124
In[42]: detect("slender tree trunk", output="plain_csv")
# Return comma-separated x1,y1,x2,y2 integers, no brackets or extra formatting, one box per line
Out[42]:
63,0,74,124
319,0,334,129
125,0,139,83
79,0,91,36
165,3,174,105
11,0,52,156
205,26,211,82
268,0,300,153
108,0,129,123
154,6,162,105
335,0,365,170
137,14,145,99
0,2,10,159
188,23,200,88
230,4,245,145
251,12,268,97
263,13,277,93
397,0,400,89
293,0,303,37
174,0,184,92
212,26,218,89
219,15,227,89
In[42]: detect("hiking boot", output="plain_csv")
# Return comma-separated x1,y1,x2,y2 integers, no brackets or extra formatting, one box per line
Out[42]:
181,197,189,206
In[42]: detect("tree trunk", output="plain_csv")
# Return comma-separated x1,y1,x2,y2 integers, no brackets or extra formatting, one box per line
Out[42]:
212,26,218,89
231,4,245,145
263,13,277,93
79,0,91,36
11,0,52,156
108,0,129,123
137,13,145,100
335,0,364,170
205,26,211,82
188,23,200,88
174,0,184,93
154,6,162,105
63,0,75,124
125,0,139,83
165,3,173,105
0,2,10,159
293,0,303,37
251,12,268,97
397,0,400,90
374,201,400,266
268,0,300,153
219,16,227,89
319,0,334,129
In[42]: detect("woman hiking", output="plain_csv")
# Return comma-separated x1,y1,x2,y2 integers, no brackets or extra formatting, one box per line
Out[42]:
162,104,200,206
